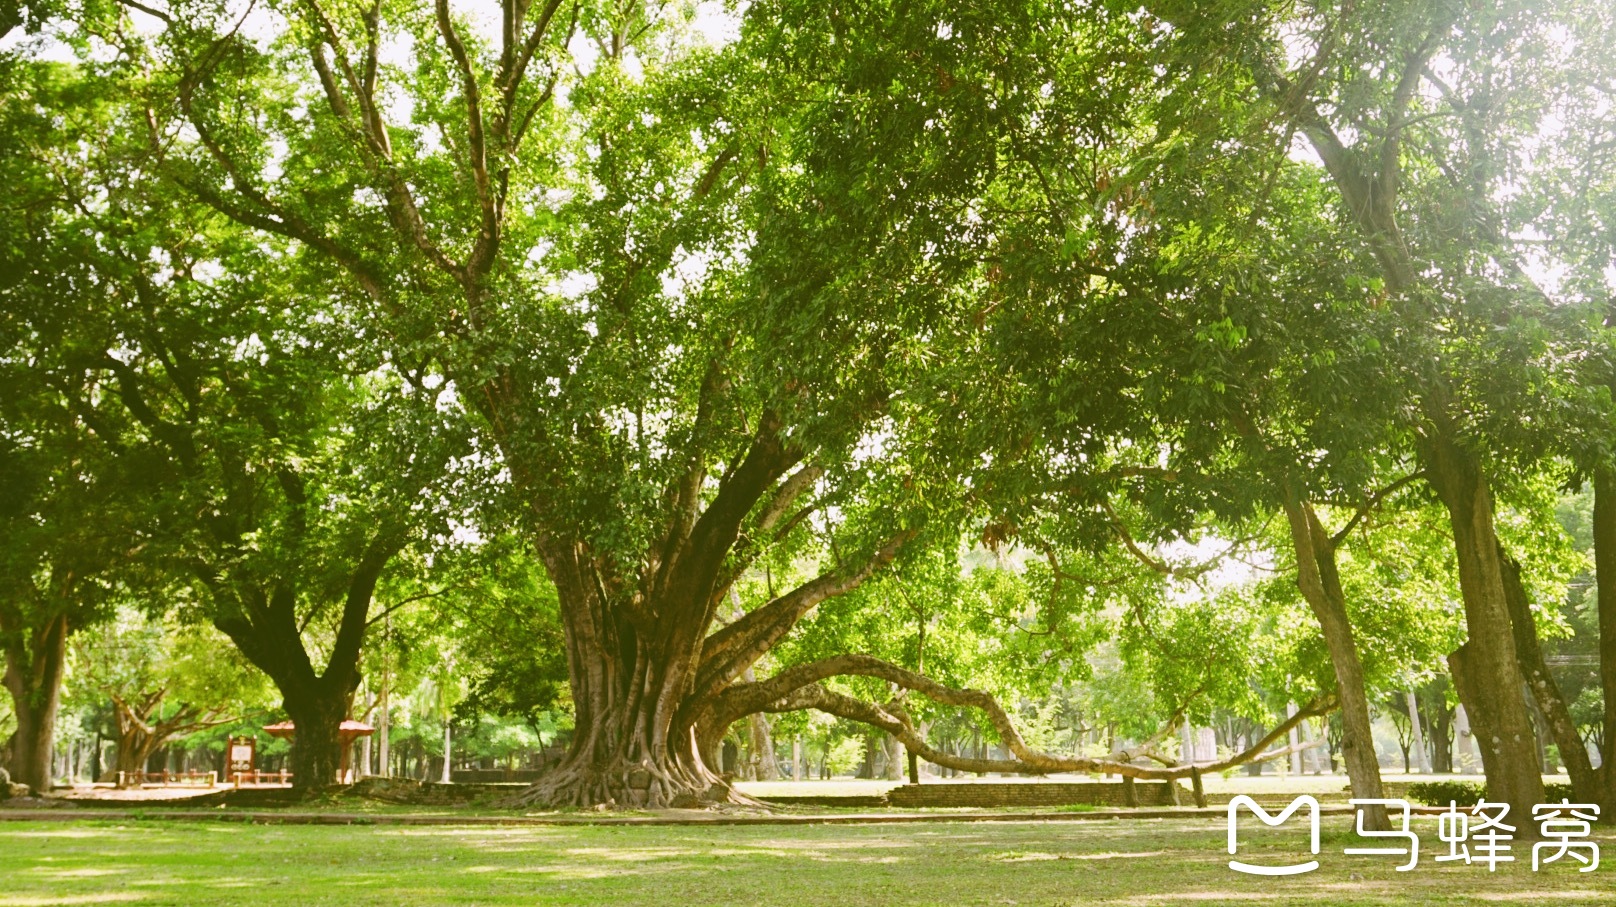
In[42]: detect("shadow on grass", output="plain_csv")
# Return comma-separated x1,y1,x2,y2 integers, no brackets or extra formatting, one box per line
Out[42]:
0,817,1610,906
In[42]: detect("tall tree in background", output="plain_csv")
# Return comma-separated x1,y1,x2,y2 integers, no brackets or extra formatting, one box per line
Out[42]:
1144,0,1616,816
69,608,271,780
1,51,472,788
1527,0,1616,810
0,59,153,791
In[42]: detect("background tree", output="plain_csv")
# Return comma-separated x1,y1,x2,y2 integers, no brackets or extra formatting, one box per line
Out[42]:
0,43,476,789
68,606,270,781
0,54,158,791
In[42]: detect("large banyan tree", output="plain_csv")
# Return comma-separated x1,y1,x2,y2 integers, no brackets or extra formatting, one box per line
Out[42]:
102,0,1323,805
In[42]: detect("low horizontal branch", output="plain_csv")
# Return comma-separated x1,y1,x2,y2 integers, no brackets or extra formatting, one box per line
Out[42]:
748,654,1333,781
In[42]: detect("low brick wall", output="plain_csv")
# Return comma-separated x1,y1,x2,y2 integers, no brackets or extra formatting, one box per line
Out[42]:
886,781,1189,809
757,795,891,808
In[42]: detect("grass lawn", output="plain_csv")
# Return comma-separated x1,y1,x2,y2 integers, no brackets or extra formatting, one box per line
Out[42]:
1,816,1611,906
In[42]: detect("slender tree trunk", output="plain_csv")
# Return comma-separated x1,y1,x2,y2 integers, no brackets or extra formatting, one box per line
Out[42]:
1594,466,1616,815
1406,691,1431,774
378,615,391,777
882,733,903,781
749,713,779,781
1421,432,1545,822
1280,494,1390,830
1497,547,1598,799
1453,701,1479,773
1287,702,1302,774
1430,693,1454,774
1,613,69,793
441,721,452,784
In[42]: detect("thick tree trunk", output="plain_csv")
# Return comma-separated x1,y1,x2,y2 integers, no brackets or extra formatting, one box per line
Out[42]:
1497,547,1599,800
510,592,731,808
1280,494,1390,830
211,551,388,793
5,697,57,794
1,613,68,793
511,521,908,808
283,684,351,791
1421,432,1544,822
1595,466,1616,815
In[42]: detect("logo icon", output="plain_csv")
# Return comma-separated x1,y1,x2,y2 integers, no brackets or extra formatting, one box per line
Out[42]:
1227,794,1321,876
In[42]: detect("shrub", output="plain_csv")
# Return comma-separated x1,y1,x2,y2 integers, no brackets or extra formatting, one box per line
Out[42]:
1406,780,1485,806
1406,780,1583,807
1543,782,1576,802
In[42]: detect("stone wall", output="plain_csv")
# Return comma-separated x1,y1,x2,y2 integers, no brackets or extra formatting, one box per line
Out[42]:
451,769,545,784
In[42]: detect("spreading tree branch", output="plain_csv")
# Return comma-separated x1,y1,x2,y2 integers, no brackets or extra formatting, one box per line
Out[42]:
739,655,1334,781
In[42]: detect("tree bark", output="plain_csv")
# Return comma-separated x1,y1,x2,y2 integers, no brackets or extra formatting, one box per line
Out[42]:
1421,431,1544,822
1497,546,1598,800
502,500,909,808
1279,493,1390,830
1429,688,1454,774
1406,691,1430,774
1453,701,1478,773
441,720,452,784
1594,466,1616,814
212,543,390,792
281,682,350,791
748,713,778,781
882,732,904,781
112,695,167,783
508,570,730,808
511,642,726,807
1,612,69,793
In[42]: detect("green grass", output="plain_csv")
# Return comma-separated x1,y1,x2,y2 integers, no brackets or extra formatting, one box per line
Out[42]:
0,816,1609,906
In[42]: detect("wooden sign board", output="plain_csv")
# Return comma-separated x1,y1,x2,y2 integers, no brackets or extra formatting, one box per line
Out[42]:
228,736,256,774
